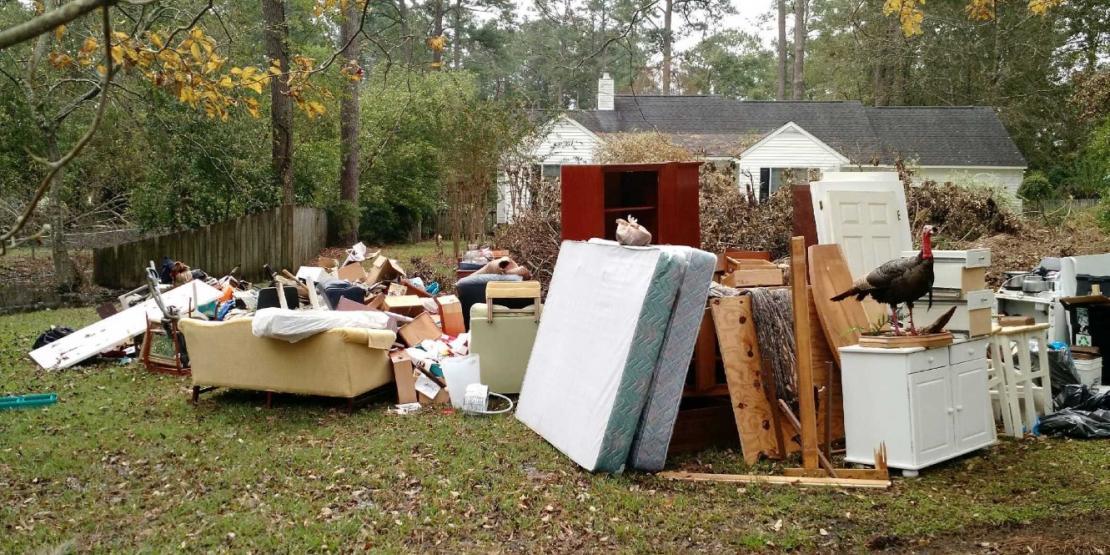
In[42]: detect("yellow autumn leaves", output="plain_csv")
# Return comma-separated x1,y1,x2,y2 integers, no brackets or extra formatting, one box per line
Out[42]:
884,0,1064,36
46,25,330,122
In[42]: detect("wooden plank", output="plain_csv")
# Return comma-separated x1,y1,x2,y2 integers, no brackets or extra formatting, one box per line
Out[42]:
710,296,781,463
807,244,874,365
808,289,844,444
686,307,721,396
792,184,819,249
790,236,819,470
658,471,891,489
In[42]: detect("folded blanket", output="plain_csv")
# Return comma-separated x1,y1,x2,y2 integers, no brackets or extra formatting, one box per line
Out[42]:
251,308,391,343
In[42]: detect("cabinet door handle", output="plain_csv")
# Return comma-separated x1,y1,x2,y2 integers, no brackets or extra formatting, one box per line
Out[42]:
946,407,955,414
956,405,964,411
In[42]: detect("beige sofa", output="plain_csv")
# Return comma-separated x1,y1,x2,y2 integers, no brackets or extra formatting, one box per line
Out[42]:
180,318,395,407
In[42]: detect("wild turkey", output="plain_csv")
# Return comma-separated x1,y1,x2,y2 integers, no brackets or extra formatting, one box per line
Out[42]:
830,225,937,335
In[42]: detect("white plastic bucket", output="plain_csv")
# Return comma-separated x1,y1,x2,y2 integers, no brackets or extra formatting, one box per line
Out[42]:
1074,356,1103,387
441,354,482,409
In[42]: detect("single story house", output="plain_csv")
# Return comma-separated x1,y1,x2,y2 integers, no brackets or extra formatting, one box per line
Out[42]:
498,73,1027,223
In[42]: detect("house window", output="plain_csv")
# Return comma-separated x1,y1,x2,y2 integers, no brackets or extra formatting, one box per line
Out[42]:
541,164,561,180
758,167,814,200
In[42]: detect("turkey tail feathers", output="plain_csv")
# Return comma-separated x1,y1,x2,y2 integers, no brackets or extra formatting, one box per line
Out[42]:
830,288,858,302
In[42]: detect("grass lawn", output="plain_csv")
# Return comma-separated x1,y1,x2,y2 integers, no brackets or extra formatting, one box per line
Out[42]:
2,308,1109,552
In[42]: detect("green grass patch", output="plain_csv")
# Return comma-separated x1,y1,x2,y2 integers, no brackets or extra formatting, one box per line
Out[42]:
2,308,1109,551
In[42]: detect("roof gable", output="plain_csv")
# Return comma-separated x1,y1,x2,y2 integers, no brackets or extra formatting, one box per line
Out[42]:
741,121,851,165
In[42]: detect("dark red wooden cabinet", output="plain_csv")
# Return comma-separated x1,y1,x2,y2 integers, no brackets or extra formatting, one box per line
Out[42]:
560,162,702,248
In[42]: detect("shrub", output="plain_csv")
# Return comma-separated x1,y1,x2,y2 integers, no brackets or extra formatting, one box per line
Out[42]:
595,132,695,164
1018,171,1054,201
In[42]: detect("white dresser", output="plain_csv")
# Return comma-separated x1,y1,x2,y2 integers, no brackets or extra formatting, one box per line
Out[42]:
840,338,995,477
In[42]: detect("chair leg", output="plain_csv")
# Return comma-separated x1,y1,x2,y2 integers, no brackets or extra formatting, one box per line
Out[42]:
266,391,273,409
991,337,1019,438
191,385,200,404
1034,334,1053,415
1015,333,1038,432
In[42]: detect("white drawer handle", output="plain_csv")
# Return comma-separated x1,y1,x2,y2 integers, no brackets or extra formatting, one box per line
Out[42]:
927,356,935,363
946,407,955,414
956,405,964,411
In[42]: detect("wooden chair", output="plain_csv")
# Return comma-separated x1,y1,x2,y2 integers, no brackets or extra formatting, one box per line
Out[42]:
989,323,1053,437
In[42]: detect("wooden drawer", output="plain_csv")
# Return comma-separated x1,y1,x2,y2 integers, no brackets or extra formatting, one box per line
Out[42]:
909,347,949,373
950,338,989,366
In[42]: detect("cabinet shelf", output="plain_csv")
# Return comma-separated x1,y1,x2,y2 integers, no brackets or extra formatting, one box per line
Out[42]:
603,205,657,213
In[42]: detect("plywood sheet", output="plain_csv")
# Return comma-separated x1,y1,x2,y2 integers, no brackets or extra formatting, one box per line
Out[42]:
807,244,877,364
711,296,779,463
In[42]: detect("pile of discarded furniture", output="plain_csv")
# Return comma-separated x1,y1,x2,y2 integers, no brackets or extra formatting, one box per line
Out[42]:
26,162,1110,487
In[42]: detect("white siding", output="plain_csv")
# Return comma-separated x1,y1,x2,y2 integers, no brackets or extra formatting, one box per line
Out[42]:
738,127,846,177
912,167,1025,197
497,116,603,223
532,116,602,165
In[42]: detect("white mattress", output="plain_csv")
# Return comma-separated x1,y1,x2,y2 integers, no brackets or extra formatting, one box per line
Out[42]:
516,241,682,472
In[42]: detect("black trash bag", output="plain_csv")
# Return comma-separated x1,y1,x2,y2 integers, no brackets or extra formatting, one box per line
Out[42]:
33,326,74,349
1046,349,1082,397
1054,384,1110,412
1037,408,1110,439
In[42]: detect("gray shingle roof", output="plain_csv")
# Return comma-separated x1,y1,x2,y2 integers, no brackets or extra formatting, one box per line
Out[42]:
564,96,1026,167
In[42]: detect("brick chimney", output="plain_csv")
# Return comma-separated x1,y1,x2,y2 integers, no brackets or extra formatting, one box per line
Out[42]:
597,73,614,111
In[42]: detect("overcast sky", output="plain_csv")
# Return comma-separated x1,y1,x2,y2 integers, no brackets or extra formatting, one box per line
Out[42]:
492,0,779,52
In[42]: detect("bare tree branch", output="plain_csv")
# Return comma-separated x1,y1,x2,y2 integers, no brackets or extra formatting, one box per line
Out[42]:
0,0,115,51
1,6,114,251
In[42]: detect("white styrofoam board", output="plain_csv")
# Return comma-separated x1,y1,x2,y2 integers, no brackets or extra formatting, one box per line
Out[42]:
30,280,221,371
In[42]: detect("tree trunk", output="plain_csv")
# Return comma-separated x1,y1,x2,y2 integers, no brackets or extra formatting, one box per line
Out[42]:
791,0,806,100
776,0,787,100
662,0,673,95
338,1,362,245
262,0,294,205
451,0,462,70
45,132,78,292
431,0,444,68
397,0,412,63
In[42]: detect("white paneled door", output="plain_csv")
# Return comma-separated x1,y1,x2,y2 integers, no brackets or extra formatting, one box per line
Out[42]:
811,173,913,279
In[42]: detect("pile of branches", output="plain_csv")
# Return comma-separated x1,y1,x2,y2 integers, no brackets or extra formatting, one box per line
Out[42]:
700,165,793,259
897,162,1024,244
494,177,561,289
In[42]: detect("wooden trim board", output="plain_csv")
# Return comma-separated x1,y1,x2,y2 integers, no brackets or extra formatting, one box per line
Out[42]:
790,237,820,470
659,471,891,489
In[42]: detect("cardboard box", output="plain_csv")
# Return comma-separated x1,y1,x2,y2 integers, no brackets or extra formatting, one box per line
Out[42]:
390,351,418,404
387,283,408,297
399,312,442,346
337,262,368,283
383,295,425,317
365,256,406,285
414,370,450,405
438,295,465,336
336,297,372,311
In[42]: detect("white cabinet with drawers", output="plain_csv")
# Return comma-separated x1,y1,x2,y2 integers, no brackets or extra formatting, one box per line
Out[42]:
840,338,995,477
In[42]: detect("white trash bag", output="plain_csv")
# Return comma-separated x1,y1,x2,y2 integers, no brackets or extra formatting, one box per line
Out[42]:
615,216,651,246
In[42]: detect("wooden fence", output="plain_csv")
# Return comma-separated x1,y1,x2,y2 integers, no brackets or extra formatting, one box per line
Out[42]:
93,206,327,288
1022,198,1100,215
